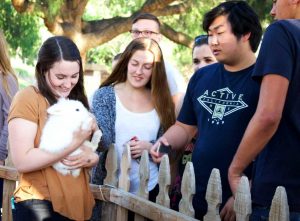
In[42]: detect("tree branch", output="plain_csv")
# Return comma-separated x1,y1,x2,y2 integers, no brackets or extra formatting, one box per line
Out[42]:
154,2,192,16
161,23,193,48
11,0,194,59
140,0,176,12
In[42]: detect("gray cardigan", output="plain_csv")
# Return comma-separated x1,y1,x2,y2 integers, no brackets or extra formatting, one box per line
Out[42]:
91,85,163,185
0,74,18,161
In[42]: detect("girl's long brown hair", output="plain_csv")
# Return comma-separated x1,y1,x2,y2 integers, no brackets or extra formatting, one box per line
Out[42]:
0,30,18,99
35,36,89,109
101,38,175,131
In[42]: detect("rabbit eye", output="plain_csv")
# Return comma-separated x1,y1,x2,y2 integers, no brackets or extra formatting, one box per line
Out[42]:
75,108,79,111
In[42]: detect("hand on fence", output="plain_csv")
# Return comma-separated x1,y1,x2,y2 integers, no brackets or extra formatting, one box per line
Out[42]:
61,144,99,169
220,196,236,221
228,164,243,196
128,139,152,159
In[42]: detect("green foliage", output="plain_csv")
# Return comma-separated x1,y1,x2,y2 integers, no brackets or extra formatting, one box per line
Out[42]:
83,0,143,20
87,34,131,71
2,0,273,75
0,0,42,65
160,0,223,73
38,0,64,21
87,46,115,67
83,0,141,69
15,68,35,89
101,0,143,17
248,0,273,28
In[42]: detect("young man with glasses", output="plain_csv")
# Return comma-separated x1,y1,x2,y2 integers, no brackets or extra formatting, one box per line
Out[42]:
229,1,300,220
150,2,262,220
130,13,186,108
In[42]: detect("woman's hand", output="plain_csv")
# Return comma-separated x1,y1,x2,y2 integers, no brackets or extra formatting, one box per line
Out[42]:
89,113,100,134
61,144,99,169
69,124,92,151
129,140,152,159
68,117,99,152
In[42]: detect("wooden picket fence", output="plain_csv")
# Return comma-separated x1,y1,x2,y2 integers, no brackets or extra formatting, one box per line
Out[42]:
0,143,290,221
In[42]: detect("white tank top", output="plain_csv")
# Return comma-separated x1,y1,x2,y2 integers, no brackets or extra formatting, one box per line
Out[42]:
115,94,160,194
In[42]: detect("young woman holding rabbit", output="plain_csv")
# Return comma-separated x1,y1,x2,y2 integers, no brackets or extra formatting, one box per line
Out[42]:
8,36,99,221
90,37,175,220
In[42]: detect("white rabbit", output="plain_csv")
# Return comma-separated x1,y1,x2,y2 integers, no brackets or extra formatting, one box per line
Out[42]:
39,98,102,177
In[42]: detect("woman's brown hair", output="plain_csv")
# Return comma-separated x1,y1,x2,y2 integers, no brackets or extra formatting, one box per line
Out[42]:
0,30,18,99
101,37,175,131
35,36,89,109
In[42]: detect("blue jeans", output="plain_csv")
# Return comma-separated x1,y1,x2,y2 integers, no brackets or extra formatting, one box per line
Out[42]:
251,205,300,221
13,199,73,221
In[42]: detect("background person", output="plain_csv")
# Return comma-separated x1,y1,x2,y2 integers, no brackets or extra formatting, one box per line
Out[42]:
8,36,99,221
0,29,19,221
150,1,262,220
170,34,217,211
229,1,300,220
90,37,175,221
192,34,217,72
130,13,186,108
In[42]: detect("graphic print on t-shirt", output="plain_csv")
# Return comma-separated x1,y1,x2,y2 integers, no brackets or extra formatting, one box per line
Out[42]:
197,87,247,124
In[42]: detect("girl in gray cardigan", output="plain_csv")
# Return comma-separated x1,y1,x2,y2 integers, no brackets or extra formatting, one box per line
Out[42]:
90,38,176,220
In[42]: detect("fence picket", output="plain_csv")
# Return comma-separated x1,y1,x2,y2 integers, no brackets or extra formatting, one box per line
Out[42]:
2,145,16,221
104,144,118,186
179,161,195,217
102,144,118,221
156,154,170,207
203,168,221,221
116,143,131,221
234,176,251,221
135,150,150,221
269,186,289,221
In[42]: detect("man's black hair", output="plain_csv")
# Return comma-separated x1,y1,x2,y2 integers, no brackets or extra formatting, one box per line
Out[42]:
203,1,262,52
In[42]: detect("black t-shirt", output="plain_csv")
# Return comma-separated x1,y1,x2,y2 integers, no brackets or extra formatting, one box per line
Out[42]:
251,19,300,211
178,63,259,218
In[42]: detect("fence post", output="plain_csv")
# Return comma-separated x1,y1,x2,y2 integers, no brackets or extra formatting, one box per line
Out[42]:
2,144,16,221
135,150,150,221
116,143,131,221
269,186,289,221
179,161,195,217
101,144,118,221
156,154,170,208
234,176,251,221
204,168,221,221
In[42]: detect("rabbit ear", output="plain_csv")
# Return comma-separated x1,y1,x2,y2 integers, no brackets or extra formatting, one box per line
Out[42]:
47,98,68,115
47,105,65,115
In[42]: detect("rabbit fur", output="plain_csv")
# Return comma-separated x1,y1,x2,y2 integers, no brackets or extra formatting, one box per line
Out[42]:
39,98,102,177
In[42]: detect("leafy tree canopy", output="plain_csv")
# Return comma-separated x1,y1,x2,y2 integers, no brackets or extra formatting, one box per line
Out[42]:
4,0,273,72
0,0,42,64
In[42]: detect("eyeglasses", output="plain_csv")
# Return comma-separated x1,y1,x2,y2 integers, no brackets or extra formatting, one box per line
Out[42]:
194,35,208,45
193,58,200,65
129,30,159,37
